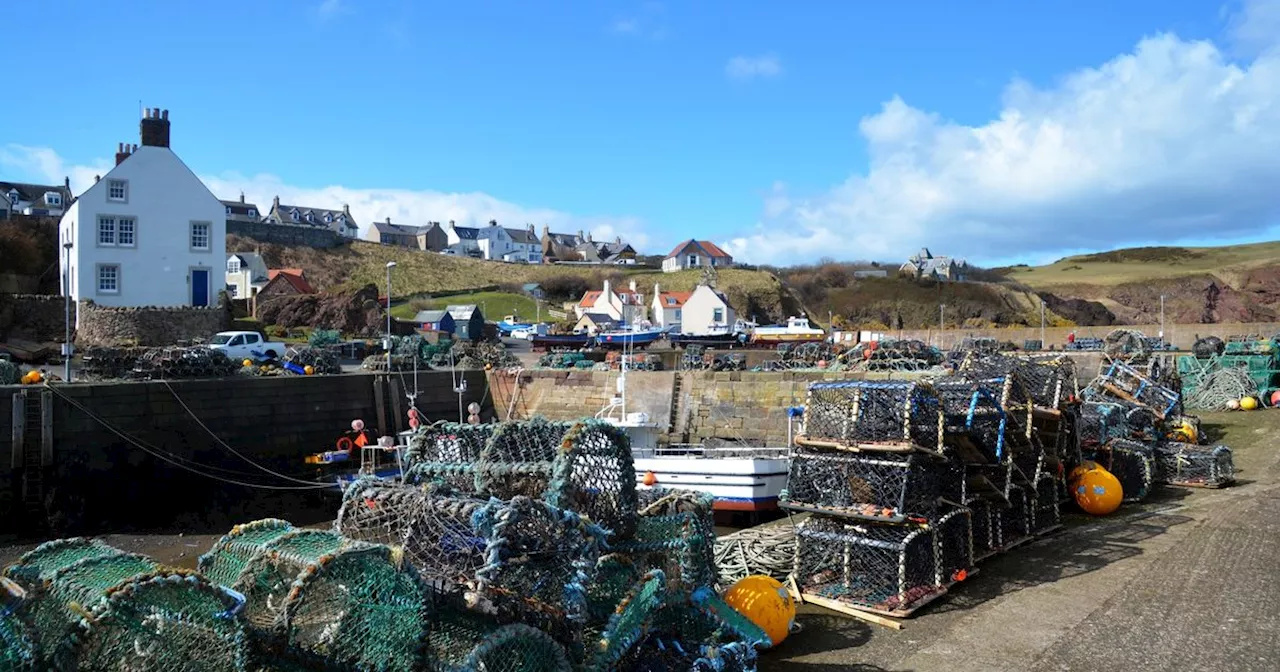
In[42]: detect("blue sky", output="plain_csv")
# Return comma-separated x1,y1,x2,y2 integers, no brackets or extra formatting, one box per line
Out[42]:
3,0,1279,266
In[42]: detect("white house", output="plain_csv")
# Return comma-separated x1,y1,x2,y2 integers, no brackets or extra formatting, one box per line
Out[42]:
225,252,269,299
444,220,482,257
650,283,691,330
575,279,646,325
59,108,226,317
3,179,73,217
679,284,735,335
504,225,542,263
263,196,359,238
662,239,734,273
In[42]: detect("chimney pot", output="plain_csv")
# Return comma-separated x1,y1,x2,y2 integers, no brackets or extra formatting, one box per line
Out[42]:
161,109,168,120
64,176,70,191
239,192,245,203
140,106,171,148
386,217,392,224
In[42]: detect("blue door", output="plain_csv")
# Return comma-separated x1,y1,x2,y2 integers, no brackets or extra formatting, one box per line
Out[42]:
191,269,209,306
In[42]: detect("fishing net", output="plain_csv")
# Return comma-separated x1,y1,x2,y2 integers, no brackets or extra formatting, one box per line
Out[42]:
1084,361,1181,419
997,483,1033,546
0,359,22,385
845,339,944,372
1031,472,1062,532
613,585,766,672
78,346,149,379
959,353,1077,410
406,418,639,540
1102,328,1151,364
1077,401,1157,449
1087,440,1156,503
798,380,945,453
795,516,940,615
782,451,946,522
934,508,975,584
283,346,341,374
426,610,573,672
1192,336,1225,358
5,538,248,672
0,578,35,671
935,376,1034,463
127,346,241,380
1183,368,1260,411
197,519,430,672
967,499,998,560
713,526,797,585
1153,442,1235,488
612,488,718,591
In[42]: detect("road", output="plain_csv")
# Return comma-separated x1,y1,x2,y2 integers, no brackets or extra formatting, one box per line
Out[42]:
761,409,1280,672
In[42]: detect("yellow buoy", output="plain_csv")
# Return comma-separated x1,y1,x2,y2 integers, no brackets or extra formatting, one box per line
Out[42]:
242,359,253,367
1167,420,1198,444
304,365,315,376
1240,396,1259,411
722,575,796,647
1070,461,1123,516
23,370,43,385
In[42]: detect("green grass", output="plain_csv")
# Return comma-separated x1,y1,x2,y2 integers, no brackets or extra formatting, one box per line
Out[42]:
1001,240,1280,289
390,291,540,321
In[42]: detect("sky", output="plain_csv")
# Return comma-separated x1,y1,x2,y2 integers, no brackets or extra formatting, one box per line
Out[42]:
3,0,1280,267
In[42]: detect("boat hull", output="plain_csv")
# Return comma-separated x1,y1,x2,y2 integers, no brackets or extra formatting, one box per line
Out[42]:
670,333,746,348
595,330,665,348
750,333,825,345
633,456,788,511
530,334,592,349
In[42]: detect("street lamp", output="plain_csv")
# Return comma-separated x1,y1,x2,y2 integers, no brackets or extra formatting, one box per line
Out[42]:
1040,298,1046,348
1159,294,1166,341
63,241,74,382
939,303,945,348
385,261,397,371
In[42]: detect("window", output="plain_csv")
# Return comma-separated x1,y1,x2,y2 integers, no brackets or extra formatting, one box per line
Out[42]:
228,258,241,273
713,308,724,323
675,309,682,320
98,216,117,245
117,217,136,246
290,209,299,222
45,192,62,206
225,206,233,215
227,335,244,346
305,213,314,223
688,255,699,266
5,190,17,205
248,209,257,217
246,334,260,344
190,222,211,250
666,297,677,306
107,179,127,202
97,264,120,293
324,213,332,223
228,285,238,297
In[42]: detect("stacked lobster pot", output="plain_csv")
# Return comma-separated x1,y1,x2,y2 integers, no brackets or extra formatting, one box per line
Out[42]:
783,380,972,617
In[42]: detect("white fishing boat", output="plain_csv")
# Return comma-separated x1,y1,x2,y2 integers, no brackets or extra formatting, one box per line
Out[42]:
596,350,793,511
750,316,826,345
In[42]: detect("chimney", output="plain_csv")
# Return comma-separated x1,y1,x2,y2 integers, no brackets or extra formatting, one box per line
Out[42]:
603,279,611,298
64,176,70,191
629,279,637,293
527,223,535,234
272,195,280,211
140,107,171,148
94,175,100,183
488,219,497,227
239,192,245,203
114,142,131,166
577,229,584,241
343,204,351,216
542,224,550,236
446,220,455,230
586,232,593,243
654,283,661,301
616,236,622,245
386,217,392,224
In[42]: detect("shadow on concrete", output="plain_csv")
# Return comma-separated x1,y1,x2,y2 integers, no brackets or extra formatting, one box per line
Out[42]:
924,505,1194,616
759,613,889,672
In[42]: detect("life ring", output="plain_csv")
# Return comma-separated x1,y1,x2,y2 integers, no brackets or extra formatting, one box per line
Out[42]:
336,436,354,452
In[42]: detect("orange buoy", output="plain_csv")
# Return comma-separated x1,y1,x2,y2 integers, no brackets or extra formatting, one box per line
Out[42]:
304,365,315,375
642,471,658,486
722,575,796,647
1071,461,1123,516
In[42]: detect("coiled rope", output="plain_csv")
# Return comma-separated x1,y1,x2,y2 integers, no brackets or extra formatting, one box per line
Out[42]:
712,525,796,585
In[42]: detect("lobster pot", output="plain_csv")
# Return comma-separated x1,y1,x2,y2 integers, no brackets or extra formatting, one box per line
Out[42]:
198,521,430,672
1031,474,1061,533
1044,405,1082,475
782,452,944,522
1086,361,1181,419
960,353,1077,410
936,376,1034,462
406,419,638,540
966,500,998,559
0,578,36,671
795,517,941,615
5,538,248,672
611,488,718,591
1091,440,1156,502
623,583,769,672
934,509,974,583
426,613,572,672
1078,400,1158,448
798,381,944,452
337,484,605,636
1154,442,1235,488
997,484,1033,547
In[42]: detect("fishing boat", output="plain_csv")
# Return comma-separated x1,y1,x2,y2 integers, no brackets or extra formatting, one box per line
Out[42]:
306,428,405,491
594,326,667,349
750,316,826,345
530,332,593,349
495,319,533,335
596,349,792,511
668,320,757,348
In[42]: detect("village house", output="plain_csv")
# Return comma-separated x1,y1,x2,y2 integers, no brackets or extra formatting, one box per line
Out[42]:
264,196,359,238
59,108,226,316
220,193,261,223
679,284,735,335
443,221,482,257
899,248,968,282
650,284,691,330
574,279,646,325
574,312,617,335
446,304,485,341
3,179,73,218
225,251,269,299
540,226,635,265
256,268,315,301
662,240,733,273
367,218,448,251
540,226,586,263
504,224,542,263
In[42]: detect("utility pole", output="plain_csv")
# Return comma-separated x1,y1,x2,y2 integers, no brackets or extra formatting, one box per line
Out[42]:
385,261,397,371
939,303,945,348
1159,294,1166,340
63,241,74,382
1040,298,1046,347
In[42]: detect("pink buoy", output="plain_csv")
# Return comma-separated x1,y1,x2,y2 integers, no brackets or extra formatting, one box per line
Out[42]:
1271,390,1280,407
351,419,365,432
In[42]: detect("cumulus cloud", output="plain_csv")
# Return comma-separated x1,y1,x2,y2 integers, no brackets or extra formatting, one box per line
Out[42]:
0,146,650,250
726,5,1280,266
725,54,783,80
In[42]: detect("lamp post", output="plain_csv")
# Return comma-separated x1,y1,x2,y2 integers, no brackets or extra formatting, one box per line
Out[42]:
63,241,74,382
1159,294,1166,340
938,303,945,348
385,261,397,371
1040,298,1046,348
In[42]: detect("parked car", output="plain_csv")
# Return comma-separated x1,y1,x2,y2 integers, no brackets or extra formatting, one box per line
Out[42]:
207,331,286,361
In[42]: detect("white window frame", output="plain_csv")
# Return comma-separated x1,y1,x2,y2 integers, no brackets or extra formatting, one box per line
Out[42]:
107,179,128,202
248,208,257,217
688,254,699,267
5,190,17,205
225,205,233,215
116,217,136,247
713,308,724,323
96,263,121,294
97,216,116,246
190,221,211,251
46,192,62,206
228,257,241,273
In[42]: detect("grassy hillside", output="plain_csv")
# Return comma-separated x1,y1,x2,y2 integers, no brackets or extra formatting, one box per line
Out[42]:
228,236,801,323
1001,242,1280,288
389,291,539,321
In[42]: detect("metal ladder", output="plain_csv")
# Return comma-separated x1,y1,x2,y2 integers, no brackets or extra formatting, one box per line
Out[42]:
668,372,685,441
11,388,51,525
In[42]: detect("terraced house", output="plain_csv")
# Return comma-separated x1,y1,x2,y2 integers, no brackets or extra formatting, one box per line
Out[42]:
263,196,359,238
3,178,73,217
366,218,448,251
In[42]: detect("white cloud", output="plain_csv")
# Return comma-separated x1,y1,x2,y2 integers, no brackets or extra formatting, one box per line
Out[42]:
610,2,667,39
316,0,346,20
726,4,1280,266
0,145,650,250
725,54,783,81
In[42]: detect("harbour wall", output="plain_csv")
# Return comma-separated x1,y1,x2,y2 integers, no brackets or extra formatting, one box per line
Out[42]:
893,322,1280,351
0,370,489,535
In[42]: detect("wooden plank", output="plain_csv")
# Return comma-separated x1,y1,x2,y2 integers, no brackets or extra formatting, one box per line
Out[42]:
40,389,53,466
798,591,905,630
373,375,388,437
389,377,404,435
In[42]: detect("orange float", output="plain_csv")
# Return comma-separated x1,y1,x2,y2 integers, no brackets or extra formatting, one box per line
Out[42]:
722,575,796,647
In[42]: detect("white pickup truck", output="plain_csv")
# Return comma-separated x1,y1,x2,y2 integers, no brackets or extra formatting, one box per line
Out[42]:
207,331,286,361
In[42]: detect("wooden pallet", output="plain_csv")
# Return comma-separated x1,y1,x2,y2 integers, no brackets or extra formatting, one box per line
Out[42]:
794,436,945,458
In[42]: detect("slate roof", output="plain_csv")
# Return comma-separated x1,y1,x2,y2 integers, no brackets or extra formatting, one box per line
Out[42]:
446,304,480,321
451,226,480,240
414,310,450,324
372,219,431,236
267,269,315,294
2,181,72,209
578,312,616,326
506,227,539,245
220,198,261,220
227,252,269,283
270,200,358,233
666,239,732,260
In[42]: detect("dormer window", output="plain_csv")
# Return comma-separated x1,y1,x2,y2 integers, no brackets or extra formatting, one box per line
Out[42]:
6,190,18,205
248,209,257,217
290,209,299,222
324,213,332,223
225,206,233,215
337,215,346,223
305,213,314,223
228,258,241,273
666,297,676,306
45,192,62,206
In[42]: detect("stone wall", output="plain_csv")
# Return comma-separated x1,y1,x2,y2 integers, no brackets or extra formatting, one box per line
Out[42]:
76,300,232,346
0,294,73,342
227,221,342,248
893,322,1280,351
0,370,490,534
